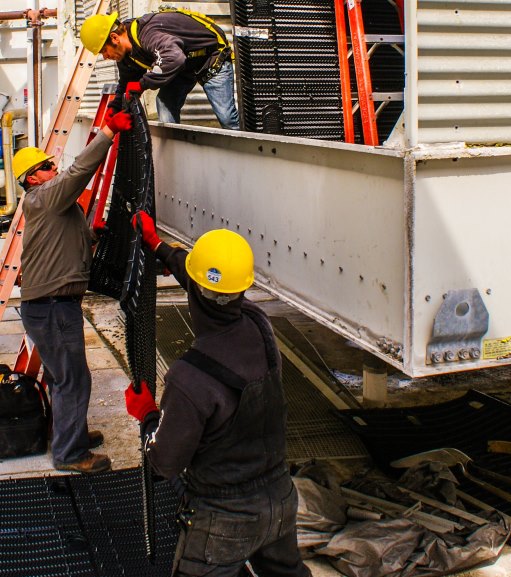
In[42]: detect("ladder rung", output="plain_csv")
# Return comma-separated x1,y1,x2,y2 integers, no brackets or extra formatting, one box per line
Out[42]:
371,92,404,102
364,34,404,44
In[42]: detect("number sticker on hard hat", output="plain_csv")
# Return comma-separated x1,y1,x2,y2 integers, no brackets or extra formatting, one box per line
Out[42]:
207,268,222,284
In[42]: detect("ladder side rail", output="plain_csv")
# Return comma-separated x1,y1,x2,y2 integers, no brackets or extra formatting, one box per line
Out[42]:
347,0,379,145
90,135,119,230
334,0,355,143
385,0,404,33
77,90,118,216
13,334,42,378
84,86,116,147
0,208,24,314
395,0,404,33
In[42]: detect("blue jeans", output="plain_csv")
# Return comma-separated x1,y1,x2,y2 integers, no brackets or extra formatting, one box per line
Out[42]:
20,299,91,464
156,60,240,130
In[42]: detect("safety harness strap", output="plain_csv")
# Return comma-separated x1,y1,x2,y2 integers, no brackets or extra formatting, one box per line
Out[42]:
129,8,233,71
129,19,152,69
180,306,278,390
181,348,247,391
160,7,229,54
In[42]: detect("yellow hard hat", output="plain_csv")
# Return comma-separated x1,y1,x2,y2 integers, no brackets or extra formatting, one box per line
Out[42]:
80,12,119,55
185,229,254,293
12,147,54,181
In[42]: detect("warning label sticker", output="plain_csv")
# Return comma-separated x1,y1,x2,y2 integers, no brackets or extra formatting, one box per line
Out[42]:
483,337,511,360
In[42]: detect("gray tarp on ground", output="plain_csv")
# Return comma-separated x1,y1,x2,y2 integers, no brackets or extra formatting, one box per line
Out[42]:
319,516,508,577
294,463,510,577
296,477,348,555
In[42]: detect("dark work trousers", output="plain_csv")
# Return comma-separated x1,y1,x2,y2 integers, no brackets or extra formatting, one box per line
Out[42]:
172,474,311,577
20,299,91,464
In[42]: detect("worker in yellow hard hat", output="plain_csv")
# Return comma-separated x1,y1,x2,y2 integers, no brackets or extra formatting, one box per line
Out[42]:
125,212,311,577
12,148,55,185
12,109,133,475
80,10,239,129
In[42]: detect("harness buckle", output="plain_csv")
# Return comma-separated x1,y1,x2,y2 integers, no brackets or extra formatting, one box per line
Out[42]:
198,49,229,85
177,508,196,528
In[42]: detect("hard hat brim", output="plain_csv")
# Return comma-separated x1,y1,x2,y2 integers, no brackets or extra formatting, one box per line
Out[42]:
15,152,54,181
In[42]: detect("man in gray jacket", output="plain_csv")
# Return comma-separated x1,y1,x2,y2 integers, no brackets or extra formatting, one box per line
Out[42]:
12,109,132,473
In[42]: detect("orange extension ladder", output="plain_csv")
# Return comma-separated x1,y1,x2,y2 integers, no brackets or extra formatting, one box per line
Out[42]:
77,84,119,228
334,0,405,145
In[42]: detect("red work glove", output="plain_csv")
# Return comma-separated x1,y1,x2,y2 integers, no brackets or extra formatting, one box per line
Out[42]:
126,81,144,99
106,110,133,134
104,107,115,123
132,210,162,252
125,380,158,421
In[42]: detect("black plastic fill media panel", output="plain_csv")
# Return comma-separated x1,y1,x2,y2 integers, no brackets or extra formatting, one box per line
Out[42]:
0,468,180,577
337,390,511,514
231,0,404,143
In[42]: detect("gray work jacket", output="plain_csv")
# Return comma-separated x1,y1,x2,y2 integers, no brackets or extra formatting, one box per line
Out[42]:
21,132,112,301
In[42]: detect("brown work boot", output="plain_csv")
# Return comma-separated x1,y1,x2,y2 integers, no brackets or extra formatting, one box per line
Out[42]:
88,430,104,449
54,452,111,474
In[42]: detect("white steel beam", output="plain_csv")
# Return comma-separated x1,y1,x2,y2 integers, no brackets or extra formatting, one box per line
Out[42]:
151,124,511,377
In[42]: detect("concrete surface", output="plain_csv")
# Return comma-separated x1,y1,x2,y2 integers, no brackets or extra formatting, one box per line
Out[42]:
0,298,140,479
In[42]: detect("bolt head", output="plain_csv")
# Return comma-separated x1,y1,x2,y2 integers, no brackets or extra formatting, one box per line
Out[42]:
431,352,442,363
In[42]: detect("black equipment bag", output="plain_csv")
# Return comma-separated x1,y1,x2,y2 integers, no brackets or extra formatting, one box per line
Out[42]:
0,364,51,459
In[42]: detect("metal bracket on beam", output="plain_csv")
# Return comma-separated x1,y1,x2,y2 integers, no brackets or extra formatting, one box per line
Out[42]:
426,289,489,365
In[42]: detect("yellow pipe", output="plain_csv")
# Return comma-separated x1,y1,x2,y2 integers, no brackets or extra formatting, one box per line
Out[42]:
1,109,27,216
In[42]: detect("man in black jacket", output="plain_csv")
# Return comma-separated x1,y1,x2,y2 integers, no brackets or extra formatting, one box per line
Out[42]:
80,10,239,129
125,212,310,577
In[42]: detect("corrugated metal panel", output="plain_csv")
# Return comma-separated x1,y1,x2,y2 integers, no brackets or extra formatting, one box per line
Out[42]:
74,0,234,125
76,0,127,117
417,0,511,144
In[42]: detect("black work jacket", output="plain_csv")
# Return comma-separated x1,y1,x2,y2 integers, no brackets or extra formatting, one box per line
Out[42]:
143,243,288,496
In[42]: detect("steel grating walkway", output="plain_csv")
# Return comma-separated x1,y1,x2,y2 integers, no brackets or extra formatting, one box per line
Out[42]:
155,304,368,462
0,468,180,576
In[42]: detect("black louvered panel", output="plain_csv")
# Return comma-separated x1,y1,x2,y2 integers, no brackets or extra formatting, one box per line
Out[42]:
337,390,511,514
88,95,158,560
232,0,404,143
0,469,180,577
